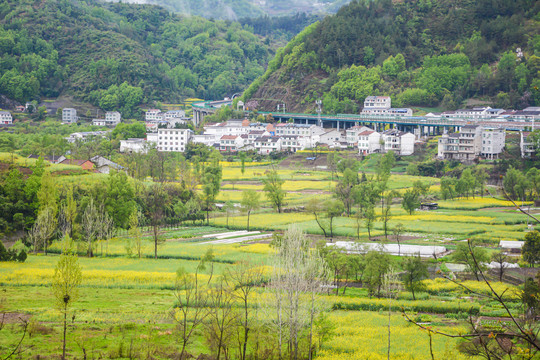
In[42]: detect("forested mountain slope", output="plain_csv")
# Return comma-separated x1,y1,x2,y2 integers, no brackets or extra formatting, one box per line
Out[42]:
0,0,272,117
242,0,540,113
105,0,352,20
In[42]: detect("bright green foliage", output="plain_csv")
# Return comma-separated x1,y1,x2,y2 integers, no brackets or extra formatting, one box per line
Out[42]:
523,231,540,267
402,255,429,300
112,122,146,140
0,0,271,105
241,190,260,231
104,171,136,229
364,251,391,298
453,241,489,281
262,169,286,213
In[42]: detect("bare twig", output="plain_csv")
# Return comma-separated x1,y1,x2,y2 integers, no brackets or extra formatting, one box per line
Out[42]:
2,318,28,360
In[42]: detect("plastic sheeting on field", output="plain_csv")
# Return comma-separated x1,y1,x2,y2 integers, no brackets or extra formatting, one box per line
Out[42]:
327,241,447,258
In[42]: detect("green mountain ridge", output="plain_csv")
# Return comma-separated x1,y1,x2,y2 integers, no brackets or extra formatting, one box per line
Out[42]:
104,0,352,20
242,0,540,114
0,0,273,117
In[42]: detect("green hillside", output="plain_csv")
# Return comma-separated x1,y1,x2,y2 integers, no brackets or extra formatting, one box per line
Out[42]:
107,0,353,20
242,0,540,113
0,0,273,117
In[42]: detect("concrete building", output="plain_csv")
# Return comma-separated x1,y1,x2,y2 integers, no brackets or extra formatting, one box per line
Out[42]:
93,112,121,127
520,131,536,158
361,96,412,117
90,156,125,174
437,125,482,161
62,108,77,124
145,109,162,122
0,111,12,124
120,138,148,154
254,136,282,154
318,129,344,148
346,126,374,146
480,128,506,159
357,130,382,155
382,129,415,155
157,128,192,152
219,135,244,152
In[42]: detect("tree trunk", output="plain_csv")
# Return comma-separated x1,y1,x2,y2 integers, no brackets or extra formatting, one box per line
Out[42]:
63,305,67,360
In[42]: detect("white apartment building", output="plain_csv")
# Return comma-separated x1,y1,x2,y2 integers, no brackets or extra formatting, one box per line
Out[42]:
120,138,148,154
0,111,12,124
357,130,382,155
480,128,506,159
62,108,77,124
147,132,158,145
382,129,415,155
157,128,192,152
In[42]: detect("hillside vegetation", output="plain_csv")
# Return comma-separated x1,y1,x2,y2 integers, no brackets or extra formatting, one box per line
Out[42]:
0,0,272,117
243,0,540,113
107,0,352,20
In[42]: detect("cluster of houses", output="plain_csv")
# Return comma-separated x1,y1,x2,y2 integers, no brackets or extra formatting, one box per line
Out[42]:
145,109,190,131
427,106,540,122
118,115,419,156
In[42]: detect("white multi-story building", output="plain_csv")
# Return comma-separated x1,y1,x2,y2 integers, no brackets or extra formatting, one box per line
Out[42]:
520,131,536,158
204,119,251,138
219,135,244,152
357,130,382,155
145,109,163,122
62,108,77,124
254,136,282,154
0,111,12,124
361,96,412,117
93,111,121,127
346,126,374,146
363,96,391,110
280,135,306,152
382,129,415,155
157,128,192,152
164,110,186,121
480,128,506,159
318,129,345,148
437,125,483,161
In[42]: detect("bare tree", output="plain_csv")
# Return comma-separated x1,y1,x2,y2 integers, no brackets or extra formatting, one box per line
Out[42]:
383,267,402,360
29,206,57,255
81,198,101,257
404,240,540,359
392,223,405,256
227,260,264,360
143,184,169,259
52,237,82,360
205,275,238,360
270,225,329,360
172,250,214,358
491,250,509,282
